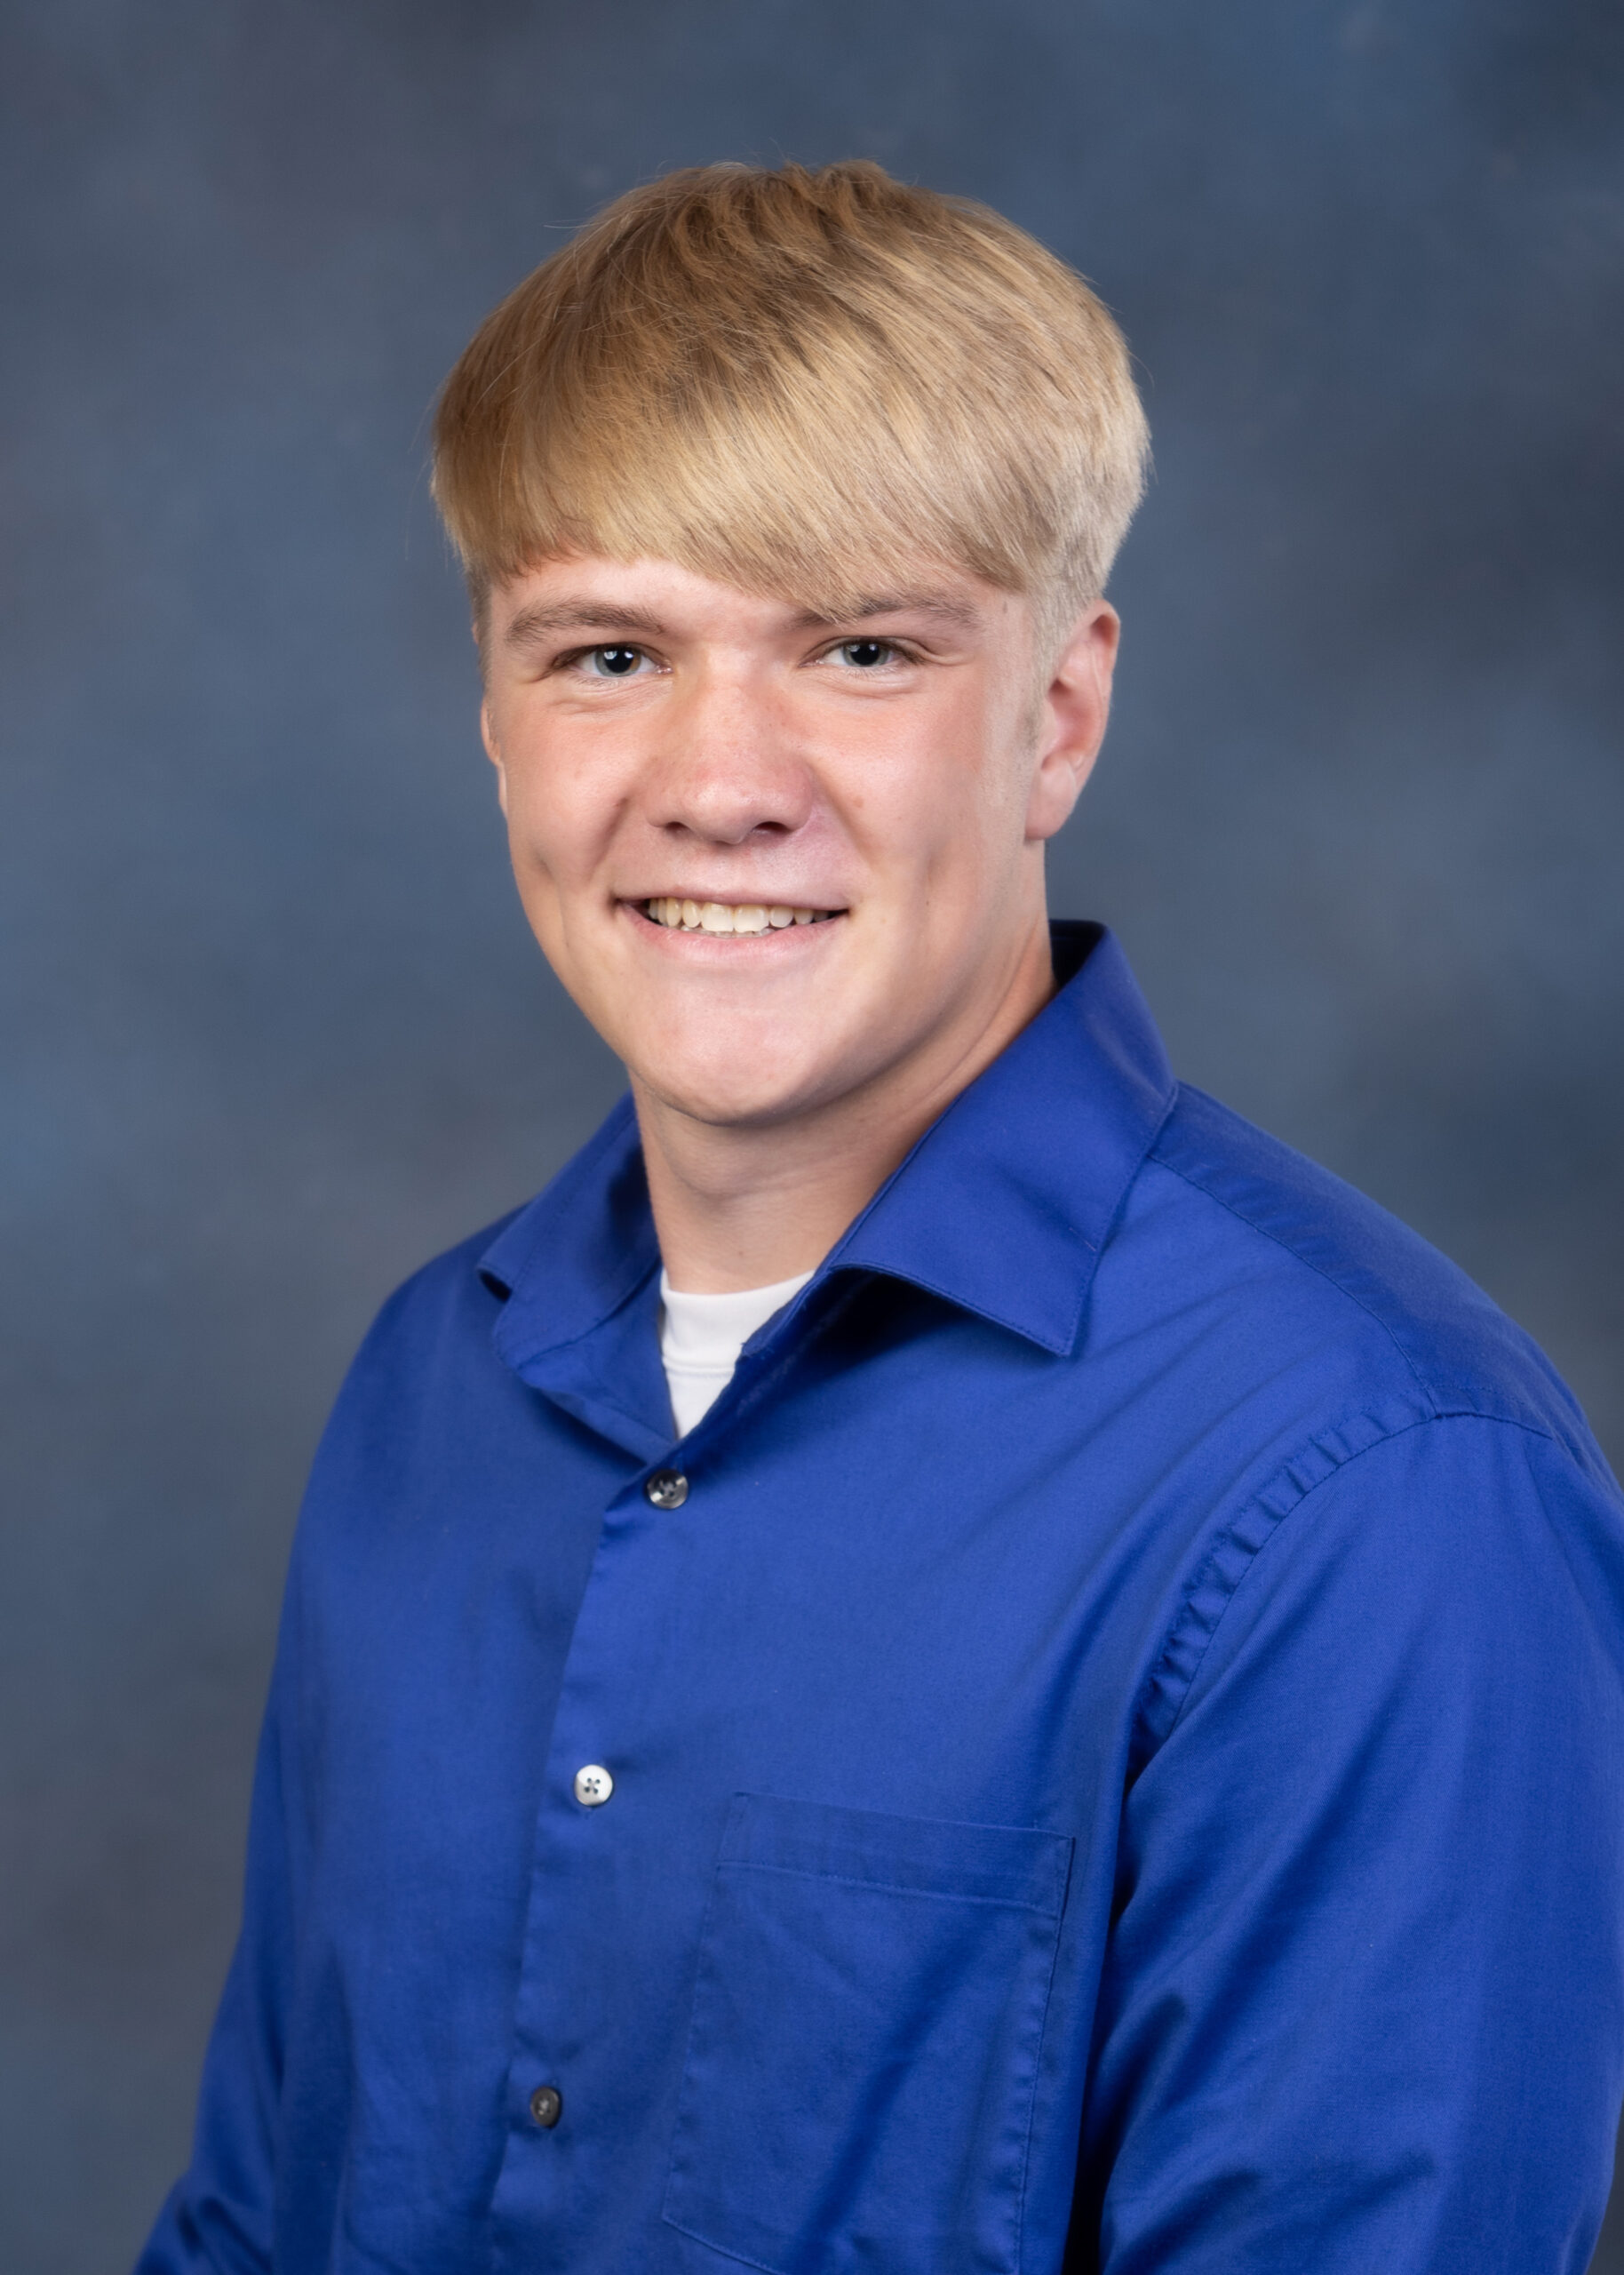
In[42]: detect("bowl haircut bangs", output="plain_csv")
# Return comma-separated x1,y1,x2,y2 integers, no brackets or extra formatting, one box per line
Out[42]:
432,161,1150,660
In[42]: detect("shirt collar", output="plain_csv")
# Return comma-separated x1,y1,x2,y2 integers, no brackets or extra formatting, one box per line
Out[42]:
480,922,1176,1427
825,922,1175,1354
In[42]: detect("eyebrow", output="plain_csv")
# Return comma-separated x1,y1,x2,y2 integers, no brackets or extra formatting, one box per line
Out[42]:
788,591,984,633
500,601,673,653
498,587,986,657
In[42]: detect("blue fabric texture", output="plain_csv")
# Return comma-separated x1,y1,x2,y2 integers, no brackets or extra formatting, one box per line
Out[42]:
138,923,1624,2274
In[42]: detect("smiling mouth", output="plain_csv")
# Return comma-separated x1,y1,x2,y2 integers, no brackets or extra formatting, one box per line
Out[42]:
639,898,842,934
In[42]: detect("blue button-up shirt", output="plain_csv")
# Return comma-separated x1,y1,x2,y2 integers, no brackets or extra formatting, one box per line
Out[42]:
141,923,1624,2275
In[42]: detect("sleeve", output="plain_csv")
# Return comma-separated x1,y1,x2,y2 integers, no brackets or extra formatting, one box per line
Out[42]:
133,1566,308,2275
1075,1414,1624,2275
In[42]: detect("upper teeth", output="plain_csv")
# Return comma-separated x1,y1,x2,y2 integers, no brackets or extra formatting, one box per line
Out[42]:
643,898,832,933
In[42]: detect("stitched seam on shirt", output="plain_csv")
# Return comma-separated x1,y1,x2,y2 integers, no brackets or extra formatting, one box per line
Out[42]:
719,1858,1063,1917
864,1083,1181,1359
1146,1149,1445,1415
1134,1413,1560,1771
507,1253,660,1372
661,2211,792,2275
504,1265,672,1448
1156,1421,1428,1753
711,1273,870,1439
851,1264,1080,1355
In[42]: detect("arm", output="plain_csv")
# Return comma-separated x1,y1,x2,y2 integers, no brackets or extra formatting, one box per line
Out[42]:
1076,1416,1624,2273
134,1578,306,2275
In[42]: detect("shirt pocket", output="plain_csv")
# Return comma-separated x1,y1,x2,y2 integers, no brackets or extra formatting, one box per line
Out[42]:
662,1792,1073,2275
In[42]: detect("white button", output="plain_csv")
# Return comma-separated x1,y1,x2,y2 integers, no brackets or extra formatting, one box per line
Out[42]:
574,1763,614,1807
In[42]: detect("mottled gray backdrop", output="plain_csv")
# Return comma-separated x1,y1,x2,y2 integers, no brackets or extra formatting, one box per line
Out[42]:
2,2,1620,2267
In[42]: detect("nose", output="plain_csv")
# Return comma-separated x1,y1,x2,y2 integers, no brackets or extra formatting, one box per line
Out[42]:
643,665,814,845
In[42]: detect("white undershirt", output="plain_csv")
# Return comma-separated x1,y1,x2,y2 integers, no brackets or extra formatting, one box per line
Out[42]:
658,1268,816,1438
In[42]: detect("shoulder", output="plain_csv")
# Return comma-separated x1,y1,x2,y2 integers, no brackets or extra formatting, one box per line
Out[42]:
285,1205,553,1592
1135,1081,1601,1471
342,1208,523,1393
1118,1085,1622,1759
297,1212,531,1515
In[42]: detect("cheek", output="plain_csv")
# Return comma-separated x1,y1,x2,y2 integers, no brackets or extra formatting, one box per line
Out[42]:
865,723,1025,893
840,708,990,854
504,757,613,887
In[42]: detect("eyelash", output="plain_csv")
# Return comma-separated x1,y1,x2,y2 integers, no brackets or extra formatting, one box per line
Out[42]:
555,637,916,680
569,645,653,680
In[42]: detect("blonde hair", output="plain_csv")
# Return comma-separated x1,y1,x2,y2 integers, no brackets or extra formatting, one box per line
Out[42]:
432,161,1149,651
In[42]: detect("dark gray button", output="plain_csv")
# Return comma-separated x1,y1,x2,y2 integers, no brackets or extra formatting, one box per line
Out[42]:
529,2083,562,2128
645,1469,689,1508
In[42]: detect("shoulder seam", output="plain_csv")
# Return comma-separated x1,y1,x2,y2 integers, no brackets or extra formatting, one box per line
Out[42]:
1146,1139,1444,1417
1127,1409,1560,1778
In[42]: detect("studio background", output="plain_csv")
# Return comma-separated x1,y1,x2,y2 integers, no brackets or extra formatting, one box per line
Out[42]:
2,2,1620,2267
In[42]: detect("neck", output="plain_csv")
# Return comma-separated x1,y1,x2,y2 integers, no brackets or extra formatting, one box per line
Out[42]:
636,912,1055,1293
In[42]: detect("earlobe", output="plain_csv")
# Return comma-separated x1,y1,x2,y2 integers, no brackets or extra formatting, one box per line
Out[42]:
1024,601,1118,842
1025,741,1096,842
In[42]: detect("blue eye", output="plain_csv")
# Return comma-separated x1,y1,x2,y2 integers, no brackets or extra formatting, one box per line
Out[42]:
589,646,643,676
838,639,891,668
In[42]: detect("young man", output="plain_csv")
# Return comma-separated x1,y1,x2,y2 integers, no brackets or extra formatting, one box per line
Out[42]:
140,163,1624,2274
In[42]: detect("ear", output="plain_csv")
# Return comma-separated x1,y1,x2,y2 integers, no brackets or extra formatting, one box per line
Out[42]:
1025,601,1119,842
480,696,509,819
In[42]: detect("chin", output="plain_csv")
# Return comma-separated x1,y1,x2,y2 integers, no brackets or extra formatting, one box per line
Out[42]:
644,1074,819,1130
634,1041,839,1130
